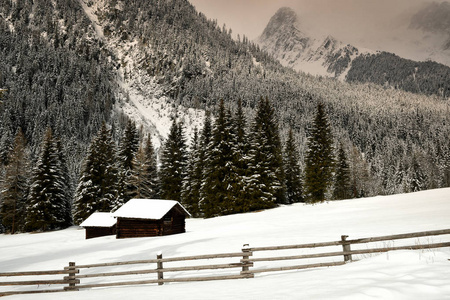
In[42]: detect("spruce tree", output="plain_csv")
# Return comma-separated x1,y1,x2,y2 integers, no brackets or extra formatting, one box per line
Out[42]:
284,128,304,203
229,100,250,213
194,112,213,217
119,119,139,170
409,153,427,192
200,100,235,217
0,129,30,233
304,102,335,203
333,143,352,200
246,97,285,210
130,135,158,199
54,137,73,227
181,129,202,216
26,128,69,231
73,123,119,224
159,117,187,201
118,119,139,202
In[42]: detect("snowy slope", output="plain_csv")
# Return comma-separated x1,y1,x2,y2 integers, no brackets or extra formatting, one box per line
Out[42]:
1,188,450,299
78,0,204,148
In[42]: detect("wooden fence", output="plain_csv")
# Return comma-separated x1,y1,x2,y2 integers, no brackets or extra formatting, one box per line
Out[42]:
1,228,450,297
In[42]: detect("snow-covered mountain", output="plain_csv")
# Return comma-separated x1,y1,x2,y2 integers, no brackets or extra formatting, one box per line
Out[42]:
258,5,450,80
77,0,205,149
257,7,373,79
257,6,450,99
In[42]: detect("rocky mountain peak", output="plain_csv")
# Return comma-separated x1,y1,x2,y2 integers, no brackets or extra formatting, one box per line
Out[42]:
259,7,305,41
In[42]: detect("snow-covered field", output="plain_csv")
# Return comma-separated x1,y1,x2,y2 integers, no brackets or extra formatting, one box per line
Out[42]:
1,188,450,299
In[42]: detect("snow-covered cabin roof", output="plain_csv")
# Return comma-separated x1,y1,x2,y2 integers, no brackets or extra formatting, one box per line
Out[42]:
80,212,117,228
113,199,190,220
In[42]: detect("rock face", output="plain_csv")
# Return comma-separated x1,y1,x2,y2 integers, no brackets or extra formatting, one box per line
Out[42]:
257,7,369,78
257,7,450,99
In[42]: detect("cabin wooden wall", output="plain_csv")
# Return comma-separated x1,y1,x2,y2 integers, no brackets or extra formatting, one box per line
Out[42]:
116,207,186,239
116,218,160,239
85,225,116,239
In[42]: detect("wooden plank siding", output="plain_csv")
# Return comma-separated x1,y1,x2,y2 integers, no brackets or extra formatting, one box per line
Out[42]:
85,225,116,239
116,207,186,239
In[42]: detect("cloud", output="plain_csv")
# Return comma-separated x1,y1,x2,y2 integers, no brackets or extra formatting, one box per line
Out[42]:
189,0,438,43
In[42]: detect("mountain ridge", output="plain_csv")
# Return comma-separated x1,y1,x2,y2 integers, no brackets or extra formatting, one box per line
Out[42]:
257,6,450,98
257,7,374,79
1,0,450,205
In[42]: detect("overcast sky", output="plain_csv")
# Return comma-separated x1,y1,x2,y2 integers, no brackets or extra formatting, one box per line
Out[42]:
189,0,438,44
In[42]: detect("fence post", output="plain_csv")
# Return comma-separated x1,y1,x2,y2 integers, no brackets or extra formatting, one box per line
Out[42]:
341,235,352,262
241,244,253,278
157,252,164,285
66,262,79,291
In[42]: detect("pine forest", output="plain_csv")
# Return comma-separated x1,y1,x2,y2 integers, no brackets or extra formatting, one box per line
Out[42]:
1,0,450,232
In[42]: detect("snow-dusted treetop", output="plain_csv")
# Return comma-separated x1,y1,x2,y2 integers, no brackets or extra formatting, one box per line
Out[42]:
113,199,191,220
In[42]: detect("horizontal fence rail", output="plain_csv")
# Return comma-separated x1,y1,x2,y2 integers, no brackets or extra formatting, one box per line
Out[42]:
1,228,449,297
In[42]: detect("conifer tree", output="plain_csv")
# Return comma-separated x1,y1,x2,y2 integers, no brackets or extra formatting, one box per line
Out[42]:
159,117,187,201
304,102,335,203
200,100,235,217
409,153,427,192
0,129,30,233
131,135,158,199
246,97,285,210
333,143,352,200
284,128,303,203
118,119,139,202
54,137,73,227
73,123,119,224
181,129,202,216
143,134,159,198
26,128,69,231
194,112,213,217
119,119,139,170
229,99,250,213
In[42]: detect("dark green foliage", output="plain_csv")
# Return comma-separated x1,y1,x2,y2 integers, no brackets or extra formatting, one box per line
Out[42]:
185,112,212,217
159,117,187,201
73,123,119,225
200,100,236,217
284,128,303,203
347,52,450,98
246,97,286,209
229,99,251,213
408,153,428,192
0,129,30,233
118,119,140,202
119,119,140,171
333,144,352,200
26,128,71,231
131,135,159,199
0,0,116,200
54,137,73,228
304,103,335,203
181,129,201,216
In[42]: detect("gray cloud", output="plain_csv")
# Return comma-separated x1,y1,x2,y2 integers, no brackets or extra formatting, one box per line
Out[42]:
189,0,439,45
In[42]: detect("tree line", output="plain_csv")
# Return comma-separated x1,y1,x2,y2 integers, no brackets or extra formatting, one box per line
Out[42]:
0,98,350,232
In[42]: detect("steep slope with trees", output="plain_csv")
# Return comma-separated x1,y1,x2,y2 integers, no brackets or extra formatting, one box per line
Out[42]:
1,0,450,229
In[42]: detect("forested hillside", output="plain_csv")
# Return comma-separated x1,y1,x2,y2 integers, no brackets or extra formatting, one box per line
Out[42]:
1,0,450,232
347,52,450,98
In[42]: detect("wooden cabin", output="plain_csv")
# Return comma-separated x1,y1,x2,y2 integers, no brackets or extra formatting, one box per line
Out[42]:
80,212,117,239
113,199,190,239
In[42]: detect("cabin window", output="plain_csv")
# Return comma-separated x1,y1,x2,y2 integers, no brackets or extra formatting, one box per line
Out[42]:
164,216,172,224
